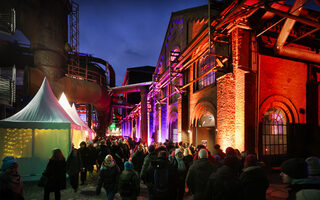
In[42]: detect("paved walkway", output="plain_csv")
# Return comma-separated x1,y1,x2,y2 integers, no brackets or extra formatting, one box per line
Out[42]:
24,169,289,200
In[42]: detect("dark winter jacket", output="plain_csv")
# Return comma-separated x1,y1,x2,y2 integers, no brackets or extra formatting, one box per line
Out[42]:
43,159,67,192
96,144,110,165
132,150,146,173
96,163,120,193
87,145,97,166
186,158,217,200
118,170,140,199
111,145,124,170
66,151,82,176
148,157,178,200
140,152,157,184
183,155,193,172
287,178,320,200
239,166,269,200
204,165,244,200
79,147,92,169
0,171,24,200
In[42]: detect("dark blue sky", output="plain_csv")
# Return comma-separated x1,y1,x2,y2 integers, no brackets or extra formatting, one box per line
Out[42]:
78,0,208,86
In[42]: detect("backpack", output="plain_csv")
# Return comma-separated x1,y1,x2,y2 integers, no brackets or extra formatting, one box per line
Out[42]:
119,172,135,196
154,167,169,195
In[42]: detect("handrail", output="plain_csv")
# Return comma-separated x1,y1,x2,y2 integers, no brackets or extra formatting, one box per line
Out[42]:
67,64,107,86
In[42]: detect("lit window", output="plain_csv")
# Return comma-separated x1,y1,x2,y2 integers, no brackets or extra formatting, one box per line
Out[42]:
197,53,215,90
262,107,287,155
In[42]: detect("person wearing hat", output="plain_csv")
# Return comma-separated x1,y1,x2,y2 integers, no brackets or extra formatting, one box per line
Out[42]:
281,158,320,200
239,154,269,200
118,161,140,200
96,155,120,200
186,149,217,200
0,156,24,200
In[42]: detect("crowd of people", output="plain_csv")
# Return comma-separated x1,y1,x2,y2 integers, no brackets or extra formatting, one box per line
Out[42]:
0,136,320,200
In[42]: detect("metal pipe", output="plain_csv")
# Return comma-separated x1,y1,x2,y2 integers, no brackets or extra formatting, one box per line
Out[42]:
270,0,320,64
264,0,320,29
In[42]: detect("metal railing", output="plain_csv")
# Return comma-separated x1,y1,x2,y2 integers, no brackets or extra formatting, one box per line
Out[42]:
66,64,107,86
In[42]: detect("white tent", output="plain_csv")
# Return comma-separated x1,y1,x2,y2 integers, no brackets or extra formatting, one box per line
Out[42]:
71,104,96,141
59,93,95,141
0,78,82,179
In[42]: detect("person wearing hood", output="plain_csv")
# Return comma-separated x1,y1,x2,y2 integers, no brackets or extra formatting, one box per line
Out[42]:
118,161,140,200
281,158,320,200
0,156,24,200
172,148,187,200
239,154,269,200
96,155,120,200
186,149,217,200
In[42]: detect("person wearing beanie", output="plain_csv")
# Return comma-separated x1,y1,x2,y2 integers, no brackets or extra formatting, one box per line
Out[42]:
305,156,320,177
186,148,217,200
281,158,320,200
239,154,269,200
0,156,24,200
118,161,140,200
140,145,158,199
96,155,120,200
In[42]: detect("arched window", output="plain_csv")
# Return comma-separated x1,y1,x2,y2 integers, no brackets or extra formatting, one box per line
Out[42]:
262,107,287,155
197,52,215,90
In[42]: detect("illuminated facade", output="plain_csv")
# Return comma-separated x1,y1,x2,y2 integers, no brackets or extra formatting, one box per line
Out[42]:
121,0,320,160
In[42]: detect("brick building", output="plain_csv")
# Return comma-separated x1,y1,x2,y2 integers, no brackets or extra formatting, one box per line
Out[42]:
121,0,320,162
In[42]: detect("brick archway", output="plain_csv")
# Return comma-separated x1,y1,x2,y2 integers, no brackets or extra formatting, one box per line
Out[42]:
259,95,299,123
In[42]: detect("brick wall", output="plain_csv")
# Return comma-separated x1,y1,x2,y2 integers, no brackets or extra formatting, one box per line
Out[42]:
217,73,235,151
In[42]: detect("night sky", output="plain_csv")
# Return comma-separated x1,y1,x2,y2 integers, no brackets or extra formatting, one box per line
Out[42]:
78,0,208,86
1,0,319,86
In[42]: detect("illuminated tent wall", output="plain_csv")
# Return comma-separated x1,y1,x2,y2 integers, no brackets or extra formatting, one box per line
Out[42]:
71,104,96,140
59,93,95,141
0,78,82,179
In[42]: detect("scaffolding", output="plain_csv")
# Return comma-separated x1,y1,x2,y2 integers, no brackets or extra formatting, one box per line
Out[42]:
69,0,80,71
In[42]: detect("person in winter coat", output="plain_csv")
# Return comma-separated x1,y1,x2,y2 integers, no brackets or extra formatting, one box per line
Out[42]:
239,154,269,200
96,155,120,200
204,165,244,200
110,140,124,171
186,149,217,200
148,150,178,200
118,161,140,200
87,140,97,177
66,148,82,192
140,145,158,199
172,148,187,200
280,158,320,200
79,141,91,185
0,156,24,200
132,144,146,176
183,148,193,172
43,149,66,200
96,140,110,171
